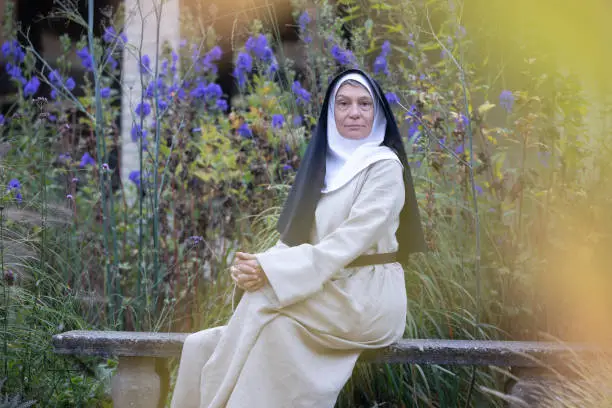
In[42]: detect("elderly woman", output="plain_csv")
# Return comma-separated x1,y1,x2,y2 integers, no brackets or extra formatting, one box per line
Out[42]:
171,68,426,408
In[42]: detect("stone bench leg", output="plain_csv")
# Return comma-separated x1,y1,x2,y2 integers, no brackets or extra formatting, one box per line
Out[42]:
111,357,161,408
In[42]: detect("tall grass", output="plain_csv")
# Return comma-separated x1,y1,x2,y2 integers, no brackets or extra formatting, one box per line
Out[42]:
1,0,612,406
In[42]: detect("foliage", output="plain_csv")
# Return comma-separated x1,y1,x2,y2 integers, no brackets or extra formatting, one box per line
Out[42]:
1,0,611,406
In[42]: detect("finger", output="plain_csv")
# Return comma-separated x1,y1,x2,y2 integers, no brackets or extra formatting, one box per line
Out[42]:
235,264,258,275
236,252,257,260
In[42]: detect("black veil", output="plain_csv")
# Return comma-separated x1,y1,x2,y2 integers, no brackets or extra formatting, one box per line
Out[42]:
277,68,426,263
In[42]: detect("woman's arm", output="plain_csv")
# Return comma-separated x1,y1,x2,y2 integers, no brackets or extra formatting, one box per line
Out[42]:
255,159,405,307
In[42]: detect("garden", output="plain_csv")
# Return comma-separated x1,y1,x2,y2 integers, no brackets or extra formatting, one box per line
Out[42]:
1,0,612,406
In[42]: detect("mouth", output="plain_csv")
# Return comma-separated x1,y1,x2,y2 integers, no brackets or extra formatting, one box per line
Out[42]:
345,125,363,130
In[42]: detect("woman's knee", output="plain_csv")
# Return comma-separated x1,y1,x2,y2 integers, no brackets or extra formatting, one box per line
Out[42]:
183,326,225,353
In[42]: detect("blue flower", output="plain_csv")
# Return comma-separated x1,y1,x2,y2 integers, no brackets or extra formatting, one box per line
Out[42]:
246,34,274,62
100,87,111,98
408,33,415,47
291,81,311,106
233,52,253,88
373,41,391,76
6,63,25,84
156,98,168,111
1,41,11,58
272,114,285,129
331,45,354,65
202,46,222,74
58,153,71,162
499,90,514,112
292,115,303,127
282,164,293,172
49,70,62,85
23,77,40,97
128,170,141,187
131,124,148,148
140,55,151,73
77,47,94,71
385,92,399,105
298,11,310,31
7,178,21,191
0,115,4,126
135,102,151,117
2,40,25,63
237,123,253,138
145,78,166,98
65,77,76,91
455,144,465,154
475,184,483,195
79,152,95,168
102,26,126,45
215,98,228,112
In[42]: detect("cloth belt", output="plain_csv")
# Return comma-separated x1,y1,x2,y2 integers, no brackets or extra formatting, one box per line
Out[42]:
345,252,398,268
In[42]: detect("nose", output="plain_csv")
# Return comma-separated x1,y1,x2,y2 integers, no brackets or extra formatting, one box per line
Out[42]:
348,103,361,118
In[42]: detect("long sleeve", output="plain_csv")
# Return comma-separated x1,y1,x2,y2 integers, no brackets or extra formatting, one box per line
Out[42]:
256,159,405,307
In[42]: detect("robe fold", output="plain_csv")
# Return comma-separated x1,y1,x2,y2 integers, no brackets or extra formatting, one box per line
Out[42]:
171,159,408,408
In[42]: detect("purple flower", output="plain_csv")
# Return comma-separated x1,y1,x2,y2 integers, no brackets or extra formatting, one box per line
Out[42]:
135,102,151,117
103,26,116,43
202,46,223,74
192,127,201,133
65,77,76,91
292,115,303,127
131,124,148,148
1,41,11,58
385,92,399,105
102,26,126,45
100,87,111,98
246,34,274,62
382,40,391,55
373,55,389,76
282,164,293,172
237,123,253,138
475,184,483,195
145,78,166,98
272,114,285,129
215,98,228,112
6,63,25,84
66,194,73,200
14,192,22,203
455,113,469,130
140,55,151,73
23,77,40,97
291,81,311,106
233,52,253,88
58,153,71,162
79,152,95,168
2,40,25,63
331,45,354,65
49,70,62,85
455,144,465,154
499,90,514,112
298,11,310,31
128,170,141,187
189,235,204,245
7,178,21,191
408,33,415,47
72,177,79,183
0,114,4,125
156,98,168,111
77,47,94,71
407,120,420,141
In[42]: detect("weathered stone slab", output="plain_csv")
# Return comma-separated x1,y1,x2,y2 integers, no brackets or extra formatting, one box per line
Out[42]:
53,330,602,367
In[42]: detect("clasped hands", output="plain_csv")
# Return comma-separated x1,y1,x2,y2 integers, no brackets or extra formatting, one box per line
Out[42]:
230,252,268,292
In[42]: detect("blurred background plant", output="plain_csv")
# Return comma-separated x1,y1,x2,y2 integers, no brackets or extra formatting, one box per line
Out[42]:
0,0,611,406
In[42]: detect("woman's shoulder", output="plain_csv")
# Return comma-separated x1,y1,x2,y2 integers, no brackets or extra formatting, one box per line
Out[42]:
365,157,403,178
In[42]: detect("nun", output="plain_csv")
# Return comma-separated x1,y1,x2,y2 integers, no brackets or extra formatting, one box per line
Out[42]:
171,68,426,408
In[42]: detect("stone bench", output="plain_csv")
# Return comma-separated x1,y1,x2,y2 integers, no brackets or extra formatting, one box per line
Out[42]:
52,330,602,408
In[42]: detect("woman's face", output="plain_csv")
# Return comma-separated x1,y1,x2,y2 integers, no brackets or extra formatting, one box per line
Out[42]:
334,83,375,140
